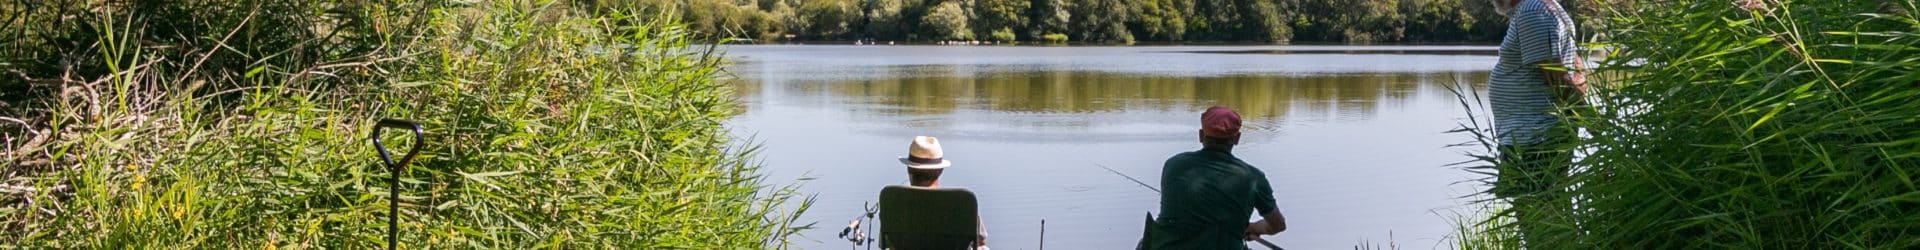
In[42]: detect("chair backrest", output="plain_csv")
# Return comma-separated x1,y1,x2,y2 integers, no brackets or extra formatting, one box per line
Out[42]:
878,185,980,250
1138,212,1156,250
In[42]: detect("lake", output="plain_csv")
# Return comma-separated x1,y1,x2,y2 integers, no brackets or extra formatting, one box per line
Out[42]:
723,45,1495,249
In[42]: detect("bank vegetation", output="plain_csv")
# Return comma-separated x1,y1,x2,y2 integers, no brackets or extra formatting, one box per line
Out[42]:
1,0,809,248
1455,0,1920,248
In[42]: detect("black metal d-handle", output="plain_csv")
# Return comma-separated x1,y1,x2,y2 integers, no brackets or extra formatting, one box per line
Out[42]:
371,118,422,250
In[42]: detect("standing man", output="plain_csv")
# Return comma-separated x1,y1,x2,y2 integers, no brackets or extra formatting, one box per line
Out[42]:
1487,0,1585,246
1145,106,1287,249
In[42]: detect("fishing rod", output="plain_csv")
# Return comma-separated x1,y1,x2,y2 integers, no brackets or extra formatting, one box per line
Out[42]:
1096,164,1285,250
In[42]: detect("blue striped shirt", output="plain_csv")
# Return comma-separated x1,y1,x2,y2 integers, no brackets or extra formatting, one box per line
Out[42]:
1490,0,1578,146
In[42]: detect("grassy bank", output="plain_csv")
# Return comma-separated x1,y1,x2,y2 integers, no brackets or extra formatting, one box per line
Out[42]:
1456,0,1920,248
2,0,808,248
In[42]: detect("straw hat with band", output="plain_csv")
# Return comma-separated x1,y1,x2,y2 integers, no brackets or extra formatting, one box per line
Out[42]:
901,136,952,169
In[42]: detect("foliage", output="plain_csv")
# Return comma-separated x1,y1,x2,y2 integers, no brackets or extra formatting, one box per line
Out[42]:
1455,0,1920,248
1176,0,1289,43
973,0,1031,41
1399,0,1504,42
616,0,1522,44
1027,0,1073,40
1131,0,1189,41
624,0,789,41
799,0,862,39
0,0,421,111
1,0,809,248
989,28,1019,42
1070,0,1134,44
866,0,908,39
1042,33,1070,44
921,1,973,40
1451,203,1520,250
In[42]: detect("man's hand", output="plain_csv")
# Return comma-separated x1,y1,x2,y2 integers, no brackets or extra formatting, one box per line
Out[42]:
1559,70,1589,103
1244,222,1267,241
1244,210,1288,240
1538,62,1590,106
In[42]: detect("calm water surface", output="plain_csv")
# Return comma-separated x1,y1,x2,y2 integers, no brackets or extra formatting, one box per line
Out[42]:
723,45,1495,249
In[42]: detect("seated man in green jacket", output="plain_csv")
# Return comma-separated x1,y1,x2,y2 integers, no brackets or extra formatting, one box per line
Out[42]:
1145,106,1288,249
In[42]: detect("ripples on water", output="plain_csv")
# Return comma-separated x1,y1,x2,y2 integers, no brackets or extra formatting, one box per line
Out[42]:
724,45,1495,249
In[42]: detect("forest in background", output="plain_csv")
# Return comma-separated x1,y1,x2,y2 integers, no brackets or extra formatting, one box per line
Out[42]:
584,0,1619,44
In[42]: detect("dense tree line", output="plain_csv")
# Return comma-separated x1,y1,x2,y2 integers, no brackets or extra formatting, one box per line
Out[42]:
584,0,1618,44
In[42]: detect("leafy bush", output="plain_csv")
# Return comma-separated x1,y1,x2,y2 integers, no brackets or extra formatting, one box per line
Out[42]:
989,28,1018,43
1042,33,1070,44
1,0,808,248
1457,0,1920,249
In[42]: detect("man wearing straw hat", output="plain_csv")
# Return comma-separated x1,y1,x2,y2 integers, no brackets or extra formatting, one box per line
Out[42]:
890,136,989,248
1144,106,1288,249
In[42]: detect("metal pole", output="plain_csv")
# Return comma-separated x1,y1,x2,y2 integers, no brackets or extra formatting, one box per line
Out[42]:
1039,219,1045,250
373,119,423,250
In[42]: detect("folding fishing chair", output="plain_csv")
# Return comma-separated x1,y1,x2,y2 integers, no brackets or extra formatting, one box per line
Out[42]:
878,185,982,250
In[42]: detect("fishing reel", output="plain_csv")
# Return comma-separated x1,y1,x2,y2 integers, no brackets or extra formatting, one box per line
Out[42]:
838,201,879,246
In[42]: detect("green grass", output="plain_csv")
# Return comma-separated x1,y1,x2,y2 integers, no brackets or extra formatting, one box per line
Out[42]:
1454,0,1920,249
1448,202,1519,250
3,0,809,248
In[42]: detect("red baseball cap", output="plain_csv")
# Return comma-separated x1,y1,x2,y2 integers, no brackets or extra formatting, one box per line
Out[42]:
1201,106,1241,139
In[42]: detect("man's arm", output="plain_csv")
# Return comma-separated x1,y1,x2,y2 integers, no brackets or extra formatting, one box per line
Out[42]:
1536,61,1588,104
1513,5,1588,105
1244,209,1287,239
975,218,988,247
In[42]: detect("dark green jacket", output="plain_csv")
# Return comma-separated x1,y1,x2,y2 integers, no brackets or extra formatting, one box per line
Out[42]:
1145,148,1277,250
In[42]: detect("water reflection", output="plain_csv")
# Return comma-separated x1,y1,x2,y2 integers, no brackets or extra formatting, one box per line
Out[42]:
737,65,1487,140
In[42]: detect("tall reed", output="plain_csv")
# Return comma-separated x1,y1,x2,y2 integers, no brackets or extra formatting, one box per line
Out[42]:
1455,0,1920,248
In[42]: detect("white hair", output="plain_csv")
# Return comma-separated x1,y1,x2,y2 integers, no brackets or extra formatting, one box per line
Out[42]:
1489,0,1516,16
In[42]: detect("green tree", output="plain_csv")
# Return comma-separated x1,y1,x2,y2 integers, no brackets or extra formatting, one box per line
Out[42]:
1183,0,1238,41
972,0,1029,40
1339,0,1404,43
1242,0,1289,43
767,0,801,39
799,0,861,39
1285,0,1341,41
922,1,972,40
1071,0,1133,43
867,0,908,39
1131,0,1189,41
896,0,937,40
1026,0,1071,39
1400,0,1501,42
